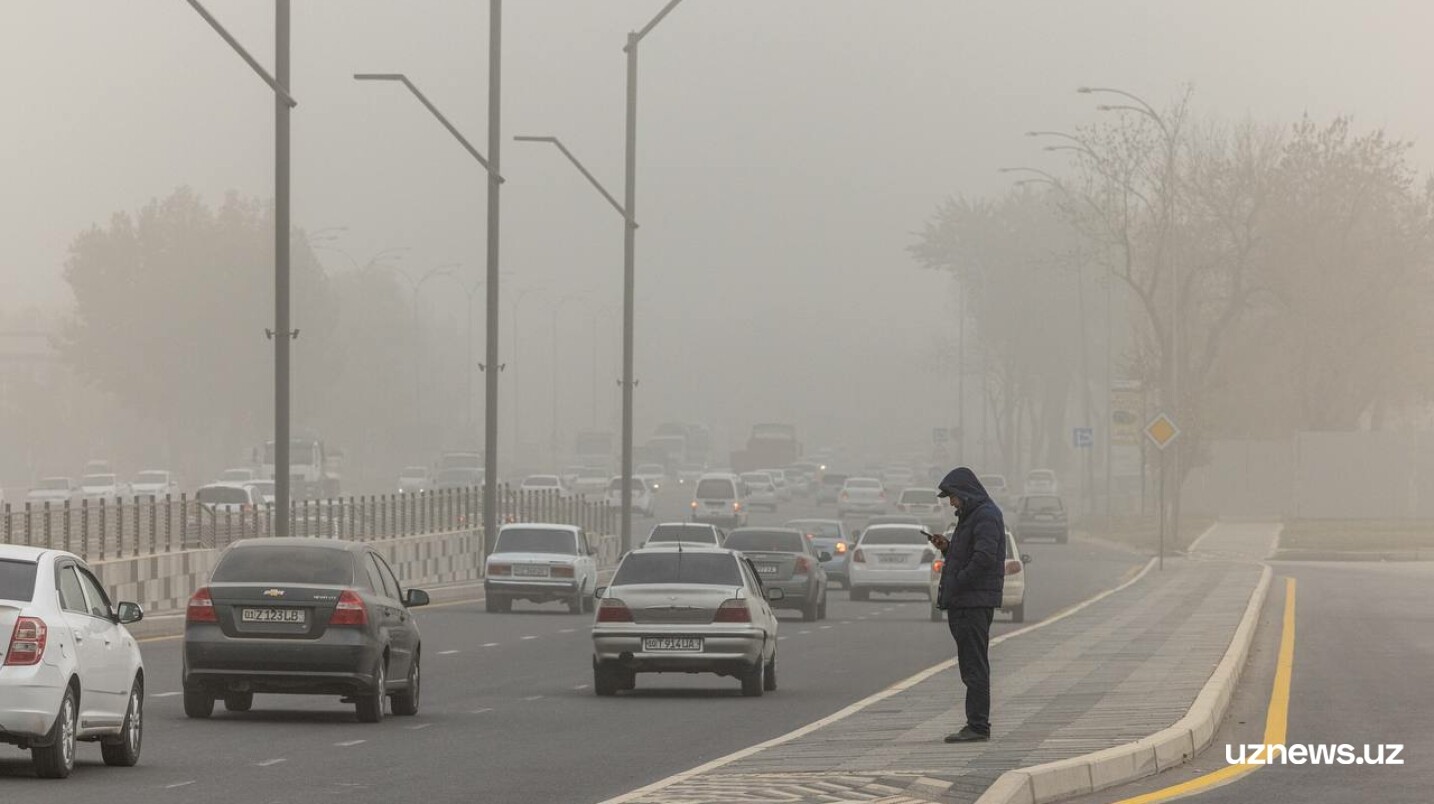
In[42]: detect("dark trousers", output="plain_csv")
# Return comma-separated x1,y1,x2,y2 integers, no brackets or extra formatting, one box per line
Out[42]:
947,606,994,734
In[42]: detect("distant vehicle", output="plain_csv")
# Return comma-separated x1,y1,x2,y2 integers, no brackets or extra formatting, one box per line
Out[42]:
520,474,571,498
434,467,483,490
79,473,127,501
815,472,848,505
0,545,146,777
786,462,821,495
82,459,112,476
881,465,915,494
896,488,945,528
438,451,483,472
182,538,429,722
863,514,924,529
217,467,257,484
27,477,77,505
740,472,779,511
1024,469,1058,496
644,522,724,548
930,529,1028,622
645,435,687,469
978,474,1012,506
838,477,888,517
573,469,609,497
762,469,793,501
848,524,938,602
1014,494,1069,543
398,466,432,494
785,518,853,589
592,545,783,696
243,480,276,506
606,476,654,517
633,464,668,493
690,473,748,528
730,423,801,474
561,466,585,489
194,483,260,515
724,527,829,621
131,469,179,499
675,463,706,487
260,437,341,498
484,524,599,613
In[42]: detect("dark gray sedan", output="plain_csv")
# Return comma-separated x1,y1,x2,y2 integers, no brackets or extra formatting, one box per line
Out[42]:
723,528,829,621
182,538,430,723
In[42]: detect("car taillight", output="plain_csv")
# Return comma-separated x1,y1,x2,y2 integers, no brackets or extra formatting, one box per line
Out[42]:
732,502,742,511
690,500,698,509
489,563,512,576
840,492,848,501
551,565,575,578
596,598,633,623
852,548,866,563
1005,559,1023,576
186,587,217,623
932,558,944,573
794,555,811,574
835,542,847,554
4,617,47,666
329,589,369,627
713,599,751,623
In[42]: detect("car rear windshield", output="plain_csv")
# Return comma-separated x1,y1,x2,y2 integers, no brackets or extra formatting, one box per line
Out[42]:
787,521,842,540
695,478,735,498
608,478,645,491
901,490,938,504
135,471,168,484
860,527,927,546
822,474,848,485
612,552,740,586
82,474,116,486
494,528,576,555
212,546,354,585
647,524,718,544
197,486,250,505
1024,496,1064,513
724,530,805,553
0,559,38,602
846,478,880,489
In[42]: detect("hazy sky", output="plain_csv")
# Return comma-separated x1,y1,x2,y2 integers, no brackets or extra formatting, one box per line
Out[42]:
8,1,1434,464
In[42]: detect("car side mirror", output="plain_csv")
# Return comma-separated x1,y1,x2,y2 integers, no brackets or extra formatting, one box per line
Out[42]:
114,601,144,625
818,551,832,563
594,586,607,601
404,589,430,608
765,587,785,601
1021,554,1032,565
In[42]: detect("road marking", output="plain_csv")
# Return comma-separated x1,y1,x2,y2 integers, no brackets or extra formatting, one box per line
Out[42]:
256,758,287,767
524,695,544,701
152,691,181,698
438,649,461,655
798,630,811,635
481,642,500,648
470,708,493,714
163,781,195,789
574,684,590,690
819,625,832,630
334,739,366,747
406,723,433,730
1109,576,1297,804
521,635,538,641
601,556,1160,804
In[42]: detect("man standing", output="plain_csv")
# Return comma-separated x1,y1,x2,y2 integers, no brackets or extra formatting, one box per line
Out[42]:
930,467,1005,743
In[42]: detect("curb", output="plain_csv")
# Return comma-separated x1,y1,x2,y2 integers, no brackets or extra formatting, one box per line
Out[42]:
973,563,1274,804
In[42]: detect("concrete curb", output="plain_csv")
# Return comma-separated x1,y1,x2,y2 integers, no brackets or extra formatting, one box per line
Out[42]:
973,563,1274,804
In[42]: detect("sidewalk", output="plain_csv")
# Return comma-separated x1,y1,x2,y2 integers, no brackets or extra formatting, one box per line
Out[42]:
614,523,1277,804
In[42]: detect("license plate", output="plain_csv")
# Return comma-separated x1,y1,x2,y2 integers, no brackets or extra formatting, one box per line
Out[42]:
513,564,550,578
756,563,779,575
878,554,907,564
240,607,306,624
643,637,702,652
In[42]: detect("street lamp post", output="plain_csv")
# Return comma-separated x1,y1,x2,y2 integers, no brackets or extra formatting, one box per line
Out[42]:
355,53,505,557
182,0,299,536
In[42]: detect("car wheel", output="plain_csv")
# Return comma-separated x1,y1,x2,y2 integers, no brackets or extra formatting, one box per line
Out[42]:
391,653,420,716
582,590,595,614
567,592,583,614
850,586,869,602
763,654,777,692
593,662,620,696
223,691,253,712
620,668,637,691
102,679,144,767
355,658,386,723
801,597,818,622
1010,603,1025,623
183,687,215,719
32,687,77,778
484,594,499,613
740,659,765,697
817,594,828,621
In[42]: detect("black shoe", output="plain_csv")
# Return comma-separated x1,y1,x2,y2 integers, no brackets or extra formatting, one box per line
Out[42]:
944,726,990,743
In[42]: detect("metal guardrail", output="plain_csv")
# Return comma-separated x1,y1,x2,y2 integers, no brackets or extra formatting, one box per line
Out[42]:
0,485,615,561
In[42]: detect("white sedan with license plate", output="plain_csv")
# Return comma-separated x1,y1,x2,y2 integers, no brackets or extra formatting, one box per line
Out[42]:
485,524,600,614
847,524,937,601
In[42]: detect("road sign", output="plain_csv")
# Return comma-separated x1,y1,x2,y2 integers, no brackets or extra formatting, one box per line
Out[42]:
1073,427,1093,449
1144,413,1180,450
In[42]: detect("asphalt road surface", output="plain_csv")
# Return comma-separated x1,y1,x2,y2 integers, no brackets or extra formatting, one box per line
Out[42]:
1,491,1143,804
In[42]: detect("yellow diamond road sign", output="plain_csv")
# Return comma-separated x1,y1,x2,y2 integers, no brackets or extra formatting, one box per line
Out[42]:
1145,413,1180,450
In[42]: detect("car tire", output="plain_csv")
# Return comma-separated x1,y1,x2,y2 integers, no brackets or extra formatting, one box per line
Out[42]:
817,594,828,620
183,687,215,719
102,679,144,767
582,591,595,614
485,594,499,613
763,654,777,692
593,662,620,696
32,687,77,779
355,658,386,723
740,660,765,697
850,586,869,602
620,668,637,691
391,653,420,716
567,593,583,614
223,692,253,712
1009,603,1025,623
801,597,818,622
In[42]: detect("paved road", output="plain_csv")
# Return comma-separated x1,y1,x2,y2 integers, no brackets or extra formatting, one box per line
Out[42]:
1,492,1142,803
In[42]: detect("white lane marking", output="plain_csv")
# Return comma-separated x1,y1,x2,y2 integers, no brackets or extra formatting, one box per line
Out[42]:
163,781,195,789
406,723,433,730
152,692,181,698
334,739,366,747
521,635,538,641
470,708,493,714
819,625,832,630
481,642,500,648
798,630,811,635
600,556,1159,804
256,758,287,767
523,695,544,701
438,649,461,655
573,684,590,690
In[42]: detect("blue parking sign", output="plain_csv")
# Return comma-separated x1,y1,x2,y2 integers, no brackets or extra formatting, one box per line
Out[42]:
1073,427,1093,448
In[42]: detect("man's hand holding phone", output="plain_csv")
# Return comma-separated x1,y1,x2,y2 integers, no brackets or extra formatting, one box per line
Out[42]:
922,529,949,553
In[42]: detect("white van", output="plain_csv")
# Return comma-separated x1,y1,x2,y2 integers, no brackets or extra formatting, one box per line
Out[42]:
689,473,748,528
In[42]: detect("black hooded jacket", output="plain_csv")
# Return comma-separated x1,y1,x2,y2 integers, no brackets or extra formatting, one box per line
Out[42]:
936,467,1006,609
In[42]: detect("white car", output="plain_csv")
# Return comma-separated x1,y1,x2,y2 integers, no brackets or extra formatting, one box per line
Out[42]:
484,524,599,613
605,476,654,516
979,474,1011,506
194,483,260,514
243,480,276,506
26,478,77,505
521,474,571,499
1024,469,1058,495
762,469,793,501
574,470,609,497
838,477,888,516
929,529,1028,622
897,487,945,527
398,466,432,494
740,472,779,511
217,467,258,484
130,470,179,500
0,545,146,777
848,524,938,602
634,464,668,494
79,474,127,501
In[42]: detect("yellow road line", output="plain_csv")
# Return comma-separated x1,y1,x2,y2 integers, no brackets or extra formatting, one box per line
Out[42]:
1110,576,1296,804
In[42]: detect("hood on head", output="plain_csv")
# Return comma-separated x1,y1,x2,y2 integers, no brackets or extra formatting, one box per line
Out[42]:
937,467,990,507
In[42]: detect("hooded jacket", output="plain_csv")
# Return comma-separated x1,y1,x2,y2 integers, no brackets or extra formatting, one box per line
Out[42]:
936,467,1006,609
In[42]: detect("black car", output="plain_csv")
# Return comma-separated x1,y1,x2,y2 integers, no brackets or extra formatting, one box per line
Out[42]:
182,538,430,723
1014,494,1069,543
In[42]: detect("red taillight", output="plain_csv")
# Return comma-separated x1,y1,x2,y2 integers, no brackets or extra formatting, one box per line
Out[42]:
794,555,811,574
713,599,751,623
852,548,866,563
328,589,369,627
4,617,47,666
932,558,945,573
596,598,633,623
835,542,847,554
732,501,742,511
551,565,575,578
489,563,512,576
186,587,217,623
1005,559,1023,576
